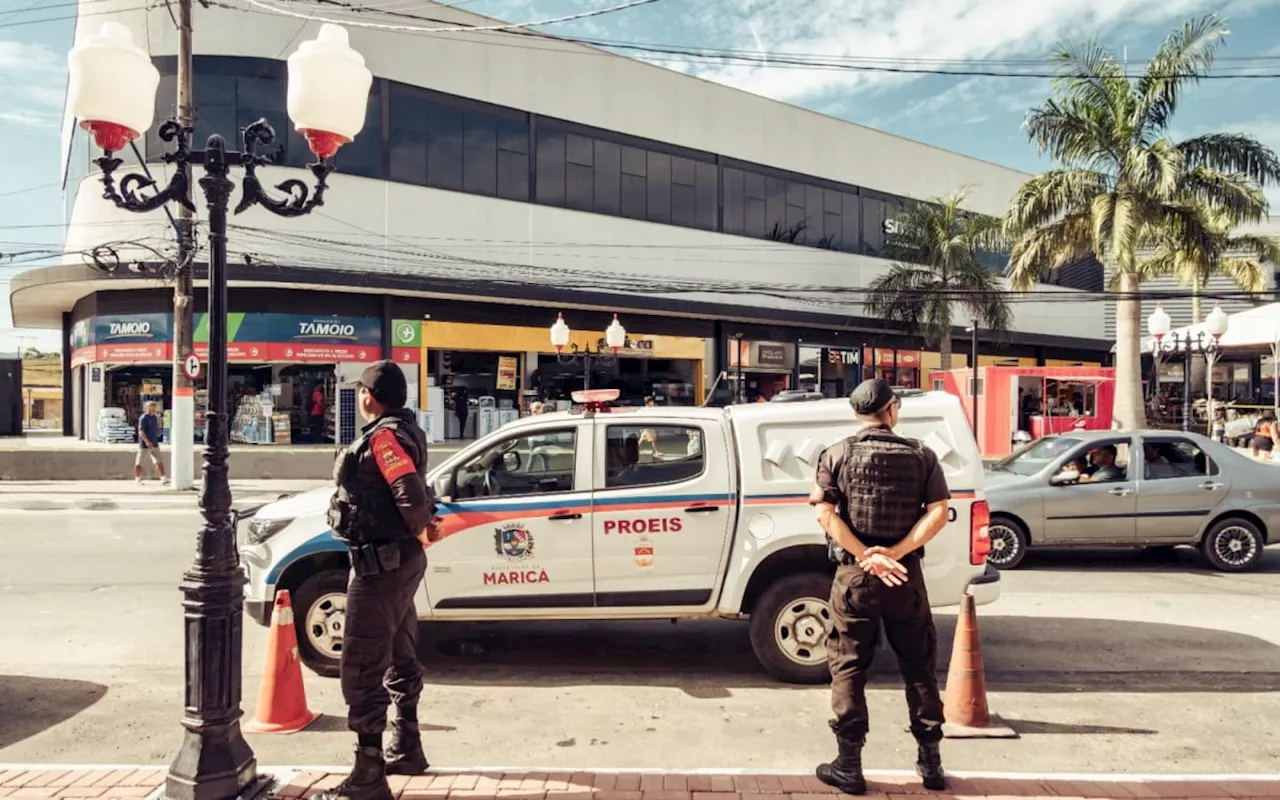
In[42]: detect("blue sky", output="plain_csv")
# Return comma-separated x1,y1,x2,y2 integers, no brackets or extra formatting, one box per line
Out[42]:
4,0,1280,352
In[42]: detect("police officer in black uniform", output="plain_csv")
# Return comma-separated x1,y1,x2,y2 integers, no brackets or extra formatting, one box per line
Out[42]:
318,360,440,800
808,379,951,795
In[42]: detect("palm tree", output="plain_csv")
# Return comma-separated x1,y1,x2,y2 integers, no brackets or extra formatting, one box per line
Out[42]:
863,187,1012,371
1004,14,1280,430
1135,205,1278,322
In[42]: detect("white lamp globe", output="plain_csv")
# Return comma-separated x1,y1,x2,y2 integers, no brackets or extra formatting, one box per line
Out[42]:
286,24,373,159
605,314,627,351
550,313,571,351
66,22,160,152
1204,301,1229,339
1146,303,1171,340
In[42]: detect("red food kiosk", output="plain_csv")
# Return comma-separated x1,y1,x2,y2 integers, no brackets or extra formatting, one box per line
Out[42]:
929,366,1116,457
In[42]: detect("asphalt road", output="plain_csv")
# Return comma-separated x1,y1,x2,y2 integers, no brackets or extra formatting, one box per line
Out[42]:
1,509,1278,774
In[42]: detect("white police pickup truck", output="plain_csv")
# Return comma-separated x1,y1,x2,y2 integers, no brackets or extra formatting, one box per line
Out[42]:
238,389,998,684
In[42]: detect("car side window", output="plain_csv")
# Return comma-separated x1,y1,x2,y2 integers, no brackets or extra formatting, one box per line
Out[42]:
1142,438,1218,480
604,424,705,489
453,428,577,498
1054,440,1131,485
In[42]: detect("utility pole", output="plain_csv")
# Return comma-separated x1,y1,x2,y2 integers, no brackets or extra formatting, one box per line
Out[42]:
170,0,196,490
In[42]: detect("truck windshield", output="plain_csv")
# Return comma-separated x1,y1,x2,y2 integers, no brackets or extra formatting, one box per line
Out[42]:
992,436,1083,476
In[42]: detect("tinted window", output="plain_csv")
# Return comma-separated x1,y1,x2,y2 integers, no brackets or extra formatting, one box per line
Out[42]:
426,104,463,191
723,168,744,235
454,428,577,497
462,111,497,196
605,425,705,488
1142,438,1218,479
695,161,718,231
646,151,671,223
535,129,566,206
333,89,382,179
594,139,621,215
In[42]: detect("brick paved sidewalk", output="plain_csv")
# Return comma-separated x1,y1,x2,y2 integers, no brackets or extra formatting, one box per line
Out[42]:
2,768,1278,800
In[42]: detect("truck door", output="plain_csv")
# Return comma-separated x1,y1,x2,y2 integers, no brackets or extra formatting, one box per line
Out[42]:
424,419,596,614
590,416,734,608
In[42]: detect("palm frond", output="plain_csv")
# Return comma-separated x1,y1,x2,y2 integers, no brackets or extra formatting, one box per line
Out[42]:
1178,133,1280,187
1025,98,1120,168
1212,257,1270,294
1049,39,1131,116
1177,167,1270,224
1005,213,1095,290
1135,14,1228,134
1121,138,1183,197
1005,169,1110,232
1226,233,1280,265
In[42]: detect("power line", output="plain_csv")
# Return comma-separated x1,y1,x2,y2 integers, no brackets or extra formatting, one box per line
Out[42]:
242,0,662,33
217,0,1280,79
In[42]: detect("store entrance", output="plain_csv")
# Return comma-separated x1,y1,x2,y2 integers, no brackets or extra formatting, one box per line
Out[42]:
103,366,170,444
437,350,521,441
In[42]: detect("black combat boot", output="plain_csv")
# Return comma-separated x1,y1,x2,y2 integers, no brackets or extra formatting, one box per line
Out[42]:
384,718,430,775
915,741,947,791
314,746,394,800
815,737,866,796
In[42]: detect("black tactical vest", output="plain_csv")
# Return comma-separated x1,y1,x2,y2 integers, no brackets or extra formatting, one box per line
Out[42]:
833,425,929,551
329,411,427,546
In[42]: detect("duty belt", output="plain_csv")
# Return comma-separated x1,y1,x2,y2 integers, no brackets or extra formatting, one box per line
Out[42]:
348,537,421,577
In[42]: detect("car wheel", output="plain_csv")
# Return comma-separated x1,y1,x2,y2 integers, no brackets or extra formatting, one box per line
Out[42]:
291,569,348,678
987,515,1029,570
748,572,833,685
1199,518,1265,573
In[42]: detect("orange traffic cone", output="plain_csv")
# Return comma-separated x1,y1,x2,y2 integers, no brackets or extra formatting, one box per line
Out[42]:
941,592,1018,739
245,590,321,734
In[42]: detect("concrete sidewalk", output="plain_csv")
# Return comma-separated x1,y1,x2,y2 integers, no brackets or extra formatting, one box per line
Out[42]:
0,479,323,512
1,766,1278,800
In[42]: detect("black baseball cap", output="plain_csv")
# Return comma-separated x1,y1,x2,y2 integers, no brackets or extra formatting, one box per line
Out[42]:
849,378,897,415
357,360,408,410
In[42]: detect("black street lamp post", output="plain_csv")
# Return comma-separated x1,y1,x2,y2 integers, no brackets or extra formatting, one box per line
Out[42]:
550,313,628,391
68,21,372,800
1147,302,1230,433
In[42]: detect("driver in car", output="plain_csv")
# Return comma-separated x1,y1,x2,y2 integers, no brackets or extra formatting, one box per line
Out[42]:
1076,445,1123,483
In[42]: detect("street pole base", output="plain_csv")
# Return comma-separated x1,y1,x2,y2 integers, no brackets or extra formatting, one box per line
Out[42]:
941,715,1020,739
163,723,261,800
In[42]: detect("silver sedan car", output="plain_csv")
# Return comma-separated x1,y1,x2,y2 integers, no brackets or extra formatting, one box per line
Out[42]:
984,429,1280,572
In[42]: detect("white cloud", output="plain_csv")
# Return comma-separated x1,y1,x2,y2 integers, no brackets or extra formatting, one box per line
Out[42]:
679,0,1241,103
0,39,65,130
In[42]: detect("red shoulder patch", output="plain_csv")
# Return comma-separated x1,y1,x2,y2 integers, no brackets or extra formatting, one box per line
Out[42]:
371,429,416,484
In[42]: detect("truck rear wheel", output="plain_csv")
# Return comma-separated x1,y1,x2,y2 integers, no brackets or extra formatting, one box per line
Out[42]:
748,572,833,685
291,568,348,678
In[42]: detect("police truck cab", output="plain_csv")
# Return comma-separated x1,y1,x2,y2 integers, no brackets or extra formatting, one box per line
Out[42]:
239,388,999,684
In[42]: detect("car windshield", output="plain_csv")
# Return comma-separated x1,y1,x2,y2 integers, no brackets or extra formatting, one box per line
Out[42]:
992,436,1083,476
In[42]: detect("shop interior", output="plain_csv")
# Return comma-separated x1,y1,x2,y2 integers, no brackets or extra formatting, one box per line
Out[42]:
532,355,697,408
1016,376,1099,431
433,350,522,441
101,362,340,445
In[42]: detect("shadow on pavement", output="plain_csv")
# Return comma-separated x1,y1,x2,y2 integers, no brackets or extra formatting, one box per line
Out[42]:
1005,718,1158,735
0,675,108,749
414,615,1280,695
1011,545,1280,573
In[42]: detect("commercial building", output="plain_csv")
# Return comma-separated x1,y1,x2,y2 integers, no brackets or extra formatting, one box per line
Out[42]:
12,0,1113,444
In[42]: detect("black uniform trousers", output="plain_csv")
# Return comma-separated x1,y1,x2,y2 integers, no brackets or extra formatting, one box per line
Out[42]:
827,552,944,744
341,540,427,734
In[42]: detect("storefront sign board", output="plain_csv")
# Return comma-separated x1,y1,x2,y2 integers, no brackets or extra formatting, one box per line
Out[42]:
391,319,423,365
194,312,382,363
496,356,518,390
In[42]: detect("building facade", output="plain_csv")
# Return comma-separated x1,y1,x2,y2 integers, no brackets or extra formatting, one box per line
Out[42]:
14,0,1113,443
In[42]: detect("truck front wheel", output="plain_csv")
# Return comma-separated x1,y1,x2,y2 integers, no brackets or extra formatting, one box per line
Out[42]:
291,568,348,678
748,572,834,685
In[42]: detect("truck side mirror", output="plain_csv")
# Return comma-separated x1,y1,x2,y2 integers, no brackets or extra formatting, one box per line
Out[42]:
432,473,455,502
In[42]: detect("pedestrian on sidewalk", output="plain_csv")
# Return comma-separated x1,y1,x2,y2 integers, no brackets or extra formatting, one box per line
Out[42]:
320,360,441,800
808,379,950,795
135,401,168,485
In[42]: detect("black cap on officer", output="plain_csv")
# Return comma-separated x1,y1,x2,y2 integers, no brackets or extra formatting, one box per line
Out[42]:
357,359,408,410
849,378,896,415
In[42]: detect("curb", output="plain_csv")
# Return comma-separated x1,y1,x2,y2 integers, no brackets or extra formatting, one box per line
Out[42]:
3,765,1280,781
0,492,290,512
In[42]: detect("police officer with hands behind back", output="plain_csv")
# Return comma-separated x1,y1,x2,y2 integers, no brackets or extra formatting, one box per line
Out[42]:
318,360,441,800
808,379,952,795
